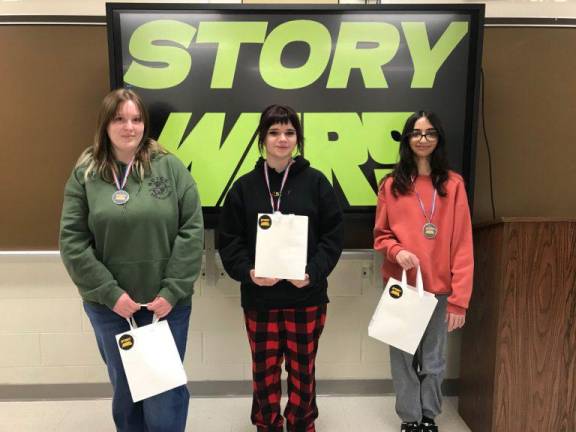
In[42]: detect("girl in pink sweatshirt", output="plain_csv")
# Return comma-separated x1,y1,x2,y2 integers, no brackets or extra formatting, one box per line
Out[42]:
373,111,473,432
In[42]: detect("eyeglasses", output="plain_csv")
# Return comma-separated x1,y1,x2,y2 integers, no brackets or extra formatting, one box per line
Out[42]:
407,130,439,142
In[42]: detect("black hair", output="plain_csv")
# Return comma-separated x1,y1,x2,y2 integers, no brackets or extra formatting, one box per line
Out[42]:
257,105,304,157
390,110,450,197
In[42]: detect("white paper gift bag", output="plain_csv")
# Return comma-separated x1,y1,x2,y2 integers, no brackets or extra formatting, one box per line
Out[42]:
254,212,308,280
115,316,187,402
368,267,438,355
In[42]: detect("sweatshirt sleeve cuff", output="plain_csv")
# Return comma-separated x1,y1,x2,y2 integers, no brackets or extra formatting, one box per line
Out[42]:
446,303,466,316
157,288,179,307
241,266,253,284
102,287,126,310
387,244,404,263
305,263,318,286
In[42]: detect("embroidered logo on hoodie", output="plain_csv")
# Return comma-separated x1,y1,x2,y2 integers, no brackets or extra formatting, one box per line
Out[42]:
148,176,172,199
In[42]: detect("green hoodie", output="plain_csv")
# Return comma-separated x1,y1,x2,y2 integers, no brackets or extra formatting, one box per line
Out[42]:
60,153,204,309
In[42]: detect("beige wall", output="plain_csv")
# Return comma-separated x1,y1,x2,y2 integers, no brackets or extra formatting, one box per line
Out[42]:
0,253,462,385
2,0,575,18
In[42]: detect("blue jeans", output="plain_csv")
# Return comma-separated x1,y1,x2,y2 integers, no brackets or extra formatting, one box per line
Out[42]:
83,302,191,432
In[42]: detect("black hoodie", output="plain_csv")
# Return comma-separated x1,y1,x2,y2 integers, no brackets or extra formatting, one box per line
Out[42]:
218,156,344,310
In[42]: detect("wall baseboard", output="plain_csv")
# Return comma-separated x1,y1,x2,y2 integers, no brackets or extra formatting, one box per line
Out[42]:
0,379,458,401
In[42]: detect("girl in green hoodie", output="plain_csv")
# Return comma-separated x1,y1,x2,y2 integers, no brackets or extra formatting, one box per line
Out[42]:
60,88,203,432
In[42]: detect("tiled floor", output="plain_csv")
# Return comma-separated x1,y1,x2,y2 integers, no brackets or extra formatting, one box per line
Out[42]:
0,396,471,432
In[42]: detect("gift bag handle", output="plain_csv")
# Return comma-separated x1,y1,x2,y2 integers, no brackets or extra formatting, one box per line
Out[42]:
126,314,160,330
401,266,425,298
127,317,137,330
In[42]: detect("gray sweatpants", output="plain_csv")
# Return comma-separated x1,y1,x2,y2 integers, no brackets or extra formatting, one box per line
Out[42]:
389,295,448,423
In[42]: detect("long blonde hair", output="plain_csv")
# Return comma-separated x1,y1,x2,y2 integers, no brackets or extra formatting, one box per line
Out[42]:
77,88,166,182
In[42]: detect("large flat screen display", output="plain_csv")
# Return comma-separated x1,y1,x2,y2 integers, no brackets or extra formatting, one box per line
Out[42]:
107,4,484,247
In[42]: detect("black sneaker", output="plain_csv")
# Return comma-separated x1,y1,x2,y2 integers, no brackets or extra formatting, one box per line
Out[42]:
419,420,438,432
400,422,420,432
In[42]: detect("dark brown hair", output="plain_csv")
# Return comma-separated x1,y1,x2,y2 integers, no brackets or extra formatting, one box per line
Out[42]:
257,104,304,157
390,110,449,197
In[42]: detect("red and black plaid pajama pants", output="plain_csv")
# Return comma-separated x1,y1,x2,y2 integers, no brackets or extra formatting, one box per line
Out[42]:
244,304,327,432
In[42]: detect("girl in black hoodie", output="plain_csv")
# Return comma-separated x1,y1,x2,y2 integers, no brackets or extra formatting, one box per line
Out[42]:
219,105,343,432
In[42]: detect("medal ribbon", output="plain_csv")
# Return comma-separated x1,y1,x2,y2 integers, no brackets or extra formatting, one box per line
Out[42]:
415,188,437,224
263,160,293,213
112,157,135,192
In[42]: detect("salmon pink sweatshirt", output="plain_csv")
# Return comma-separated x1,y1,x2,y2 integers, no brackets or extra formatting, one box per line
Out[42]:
373,172,474,315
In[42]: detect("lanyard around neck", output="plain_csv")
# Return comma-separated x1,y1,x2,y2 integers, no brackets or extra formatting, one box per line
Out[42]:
412,176,437,224
112,157,135,191
263,160,293,213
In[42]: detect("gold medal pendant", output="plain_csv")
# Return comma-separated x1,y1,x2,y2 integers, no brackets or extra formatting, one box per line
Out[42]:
112,189,130,205
423,222,438,239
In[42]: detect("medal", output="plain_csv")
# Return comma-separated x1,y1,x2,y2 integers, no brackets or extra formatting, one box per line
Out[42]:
112,190,130,205
112,157,134,205
423,222,438,239
414,180,438,240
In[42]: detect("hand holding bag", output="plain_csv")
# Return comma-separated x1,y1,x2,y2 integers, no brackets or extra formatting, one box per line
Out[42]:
115,315,188,402
368,267,438,355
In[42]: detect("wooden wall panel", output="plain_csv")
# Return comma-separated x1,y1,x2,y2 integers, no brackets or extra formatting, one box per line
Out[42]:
493,222,524,431
563,228,576,430
0,25,109,249
460,220,576,432
473,28,576,222
459,222,501,432
495,223,576,431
